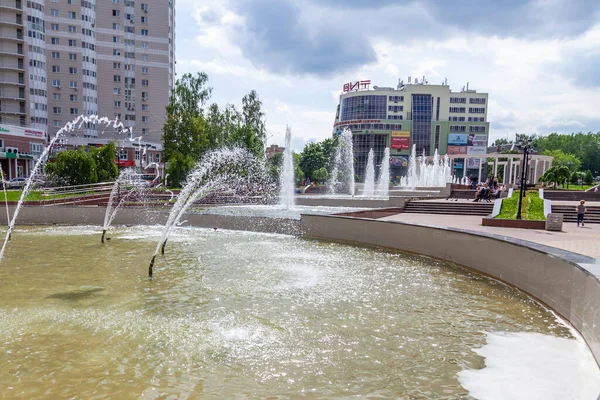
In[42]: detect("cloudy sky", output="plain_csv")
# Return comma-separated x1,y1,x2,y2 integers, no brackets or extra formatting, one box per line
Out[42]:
175,0,600,151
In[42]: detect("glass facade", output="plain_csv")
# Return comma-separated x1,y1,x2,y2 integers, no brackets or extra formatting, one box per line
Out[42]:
412,94,433,156
352,134,388,181
340,95,387,121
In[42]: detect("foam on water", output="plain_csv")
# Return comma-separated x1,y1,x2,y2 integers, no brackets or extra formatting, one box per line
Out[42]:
459,331,600,400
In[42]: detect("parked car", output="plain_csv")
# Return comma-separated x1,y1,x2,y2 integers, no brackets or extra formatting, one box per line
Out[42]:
5,177,27,189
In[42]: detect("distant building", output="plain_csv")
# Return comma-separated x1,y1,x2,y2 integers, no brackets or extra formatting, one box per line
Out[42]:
332,78,490,179
0,124,47,180
266,144,285,158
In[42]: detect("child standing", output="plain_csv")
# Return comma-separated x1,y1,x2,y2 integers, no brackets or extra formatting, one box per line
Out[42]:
576,200,586,227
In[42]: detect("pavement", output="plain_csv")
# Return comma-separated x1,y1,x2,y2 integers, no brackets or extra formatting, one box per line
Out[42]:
380,213,600,260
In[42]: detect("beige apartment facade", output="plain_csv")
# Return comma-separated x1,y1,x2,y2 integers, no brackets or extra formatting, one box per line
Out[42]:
0,0,175,144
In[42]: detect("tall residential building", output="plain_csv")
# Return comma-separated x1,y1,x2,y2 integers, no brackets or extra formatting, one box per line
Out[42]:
332,78,490,179
0,0,175,142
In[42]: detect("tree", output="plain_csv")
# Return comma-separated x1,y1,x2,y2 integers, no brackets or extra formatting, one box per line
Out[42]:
539,165,570,188
584,170,594,185
89,141,118,182
241,90,267,148
268,152,284,179
570,171,579,185
543,149,581,173
45,148,98,186
165,152,195,188
312,167,328,183
299,142,326,180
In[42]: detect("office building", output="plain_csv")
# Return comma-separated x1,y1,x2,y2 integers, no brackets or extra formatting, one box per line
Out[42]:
333,78,490,179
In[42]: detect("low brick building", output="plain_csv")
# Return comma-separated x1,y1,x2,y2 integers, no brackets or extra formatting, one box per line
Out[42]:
0,124,48,180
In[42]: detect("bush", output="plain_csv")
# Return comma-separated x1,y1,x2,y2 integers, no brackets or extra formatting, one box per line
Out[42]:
570,171,579,184
45,148,98,186
584,170,594,185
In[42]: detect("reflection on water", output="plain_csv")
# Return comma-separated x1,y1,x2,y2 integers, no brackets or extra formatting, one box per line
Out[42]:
0,226,582,398
194,204,369,220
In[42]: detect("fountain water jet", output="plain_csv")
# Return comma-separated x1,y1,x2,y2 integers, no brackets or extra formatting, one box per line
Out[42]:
0,115,130,261
362,149,375,198
399,145,452,189
376,148,390,198
327,128,355,195
279,126,295,209
149,147,271,277
0,169,10,236
101,168,147,243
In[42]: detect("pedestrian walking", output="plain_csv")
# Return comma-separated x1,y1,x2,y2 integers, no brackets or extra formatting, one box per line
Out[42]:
576,200,586,227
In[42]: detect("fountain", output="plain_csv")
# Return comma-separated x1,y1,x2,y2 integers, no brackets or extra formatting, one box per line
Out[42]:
0,169,10,234
149,147,270,276
376,148,390,198
362,149,375,198
400,145,452,189
279,126,295,209
0,225,598,398
327,128,355,195
0,115,130,261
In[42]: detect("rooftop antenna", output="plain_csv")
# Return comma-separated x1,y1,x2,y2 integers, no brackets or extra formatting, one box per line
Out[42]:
467,82,469,90
444,77,448,86
422,75,426,84
408,76,411,84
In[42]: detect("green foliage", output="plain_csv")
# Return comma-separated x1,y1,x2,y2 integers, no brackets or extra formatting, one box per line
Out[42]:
570,171,580,184
162,72,269,184
542,149,581,173
534,132,600,174
89,141,118,182
496,191,545,220
539,165,570,187
299,142,326,180
165,153,195,188
312,167,328,183
45,148,98,186
584,170,594,185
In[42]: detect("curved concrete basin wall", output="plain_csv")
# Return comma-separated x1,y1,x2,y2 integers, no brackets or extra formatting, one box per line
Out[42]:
300,214,600,366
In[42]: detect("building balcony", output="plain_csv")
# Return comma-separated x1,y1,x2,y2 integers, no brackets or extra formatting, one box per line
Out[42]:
0,19,22,28
0,63,24,71
0,107,26,115
1,77,25,86
0,3,22,12
0,92,24,101
0,32,23,42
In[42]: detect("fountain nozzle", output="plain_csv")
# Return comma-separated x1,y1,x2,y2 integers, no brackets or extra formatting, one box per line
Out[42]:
161,239,167,255
149,255,156,277
101,229,106,244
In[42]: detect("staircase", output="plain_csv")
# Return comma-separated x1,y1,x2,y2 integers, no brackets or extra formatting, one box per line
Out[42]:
550,205,600,224
402,201,494,216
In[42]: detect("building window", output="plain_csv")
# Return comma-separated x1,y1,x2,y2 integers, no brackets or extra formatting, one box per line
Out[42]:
69,67,77,74
468,107,486,114
113,10,120,17
114,101,121,107
114,75,121,82
53,120,62,127
141,16,148,23
412,94,433,156
434,125,440,150
52,65,60,73
388,95,404,102
114,88,121,95
141,67,148,74
449,125,467,132
70,94,78,102
53,107,61,114
450,97,466,104
469,98,486,104
135,150,140,160
52,80,61,87
141,29,149,36
69,81,78,88
52,52,60,59
141,79,148,86
113,62,121,69
113,23,121,30
68,11,76,19
51,37,59,45
449,107,466,113
50,9,59,16
340,95,387,121
51,23,59,30
70,108,79,115
141,104,148,111
69,53,77,60
52,93,61,100
142,116,149,122
436,97,440,121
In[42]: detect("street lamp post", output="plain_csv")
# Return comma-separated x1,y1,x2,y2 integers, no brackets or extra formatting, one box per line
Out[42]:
516,136,534,220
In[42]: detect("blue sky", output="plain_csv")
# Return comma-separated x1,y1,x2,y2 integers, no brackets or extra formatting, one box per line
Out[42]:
175,0,600,151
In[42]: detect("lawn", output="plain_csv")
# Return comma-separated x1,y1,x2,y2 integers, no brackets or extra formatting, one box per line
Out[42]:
496,191,546,221
547,184,597,191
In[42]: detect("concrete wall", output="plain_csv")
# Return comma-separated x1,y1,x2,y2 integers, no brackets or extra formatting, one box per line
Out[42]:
300,214,600,366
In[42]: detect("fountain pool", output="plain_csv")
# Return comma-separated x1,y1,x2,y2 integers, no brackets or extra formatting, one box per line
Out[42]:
1,225,598,398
